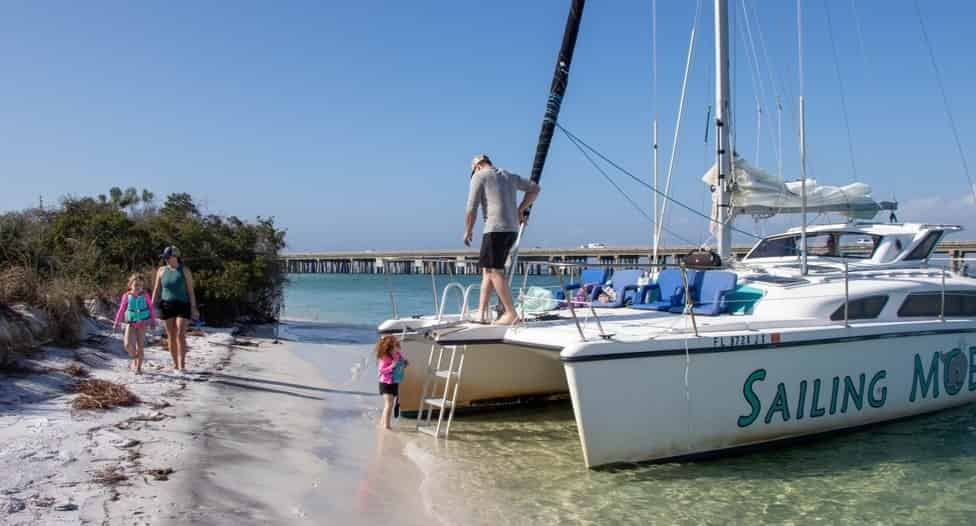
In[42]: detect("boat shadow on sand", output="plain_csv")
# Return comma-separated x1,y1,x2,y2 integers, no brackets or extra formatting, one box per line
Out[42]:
201,372,377,399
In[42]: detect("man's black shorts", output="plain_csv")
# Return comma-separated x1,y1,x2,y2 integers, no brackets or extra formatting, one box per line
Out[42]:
479,232,517,270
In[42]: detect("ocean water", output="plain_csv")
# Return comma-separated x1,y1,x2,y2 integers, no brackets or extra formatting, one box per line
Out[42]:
283,273,976,525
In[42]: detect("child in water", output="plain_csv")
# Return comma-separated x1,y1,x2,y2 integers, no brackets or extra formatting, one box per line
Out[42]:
113,273,156,375
375,335,408,430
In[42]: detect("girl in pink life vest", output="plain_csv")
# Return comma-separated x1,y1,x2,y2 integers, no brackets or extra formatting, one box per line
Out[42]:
375,335,408,430
113,273,156,375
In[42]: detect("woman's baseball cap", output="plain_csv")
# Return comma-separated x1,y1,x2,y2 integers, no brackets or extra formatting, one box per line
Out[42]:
161,246,181,259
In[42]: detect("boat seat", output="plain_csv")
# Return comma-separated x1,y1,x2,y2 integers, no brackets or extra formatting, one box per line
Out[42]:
557,267,610,301
591,269,644,308
669,270,738,316
633,268,701,312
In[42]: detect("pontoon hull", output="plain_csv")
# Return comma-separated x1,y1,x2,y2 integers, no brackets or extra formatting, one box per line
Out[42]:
564,325,976,467
397,336,567,413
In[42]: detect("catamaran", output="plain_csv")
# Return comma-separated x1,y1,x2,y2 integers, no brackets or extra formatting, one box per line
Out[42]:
378,0,976,467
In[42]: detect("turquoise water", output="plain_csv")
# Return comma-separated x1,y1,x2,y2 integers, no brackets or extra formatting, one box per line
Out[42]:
283,273,562,326
284,273,976,525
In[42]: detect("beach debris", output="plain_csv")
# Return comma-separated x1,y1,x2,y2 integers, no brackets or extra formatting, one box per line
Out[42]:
146,467,174,481
32,496,55,507
113,438,140,449
2,498,26,514
129,411,168,422
148,399,171,410
64,362,89,377
72,379,139,410
92,466,128,485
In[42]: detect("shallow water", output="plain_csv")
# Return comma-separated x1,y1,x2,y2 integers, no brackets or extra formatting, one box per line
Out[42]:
285,273,976,525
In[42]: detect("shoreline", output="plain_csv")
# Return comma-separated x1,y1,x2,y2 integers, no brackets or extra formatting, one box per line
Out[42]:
0,320,440,525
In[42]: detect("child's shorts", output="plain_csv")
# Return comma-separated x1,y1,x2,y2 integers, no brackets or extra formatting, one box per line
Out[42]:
379,382,399,396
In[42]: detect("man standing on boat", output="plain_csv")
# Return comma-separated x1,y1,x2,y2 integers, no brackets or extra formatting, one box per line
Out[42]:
464,154,540,325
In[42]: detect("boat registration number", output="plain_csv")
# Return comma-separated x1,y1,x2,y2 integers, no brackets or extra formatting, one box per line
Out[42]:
712,333,779,348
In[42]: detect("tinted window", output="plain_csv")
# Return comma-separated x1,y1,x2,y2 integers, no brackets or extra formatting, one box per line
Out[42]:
898,291,976,317
831,295,889,321
747,232,880,260
837,233,881,259
904,232,943,261
748,236,798,258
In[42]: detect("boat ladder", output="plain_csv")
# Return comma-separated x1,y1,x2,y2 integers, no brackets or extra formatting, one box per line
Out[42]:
416,343,465,439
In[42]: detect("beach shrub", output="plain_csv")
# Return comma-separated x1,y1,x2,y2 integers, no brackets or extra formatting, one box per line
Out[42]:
0,189,287,329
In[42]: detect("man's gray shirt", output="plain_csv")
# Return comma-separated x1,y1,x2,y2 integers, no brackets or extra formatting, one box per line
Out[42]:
466,167,539,234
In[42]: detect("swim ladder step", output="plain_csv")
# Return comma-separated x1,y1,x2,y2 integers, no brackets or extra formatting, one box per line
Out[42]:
415,343,465,440
421,397,453,409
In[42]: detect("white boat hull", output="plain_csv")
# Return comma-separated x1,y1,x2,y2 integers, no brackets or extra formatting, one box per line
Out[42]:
397,335,567,413
564,324,976,467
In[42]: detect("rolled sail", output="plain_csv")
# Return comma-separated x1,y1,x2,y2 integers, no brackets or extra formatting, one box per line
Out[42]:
702,159,897,228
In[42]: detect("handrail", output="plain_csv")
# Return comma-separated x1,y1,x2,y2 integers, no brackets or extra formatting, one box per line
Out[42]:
462,284,479,320
558,270,587,341
437,283,467,321
843,261,849,327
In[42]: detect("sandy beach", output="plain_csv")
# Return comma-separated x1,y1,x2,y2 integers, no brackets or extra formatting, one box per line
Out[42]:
0,320,439,525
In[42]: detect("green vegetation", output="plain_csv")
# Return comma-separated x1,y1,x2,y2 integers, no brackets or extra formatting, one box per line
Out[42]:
0,188,286,343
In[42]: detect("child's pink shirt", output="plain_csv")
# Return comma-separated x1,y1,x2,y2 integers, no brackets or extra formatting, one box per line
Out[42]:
114,291,156,326
378,351,403,384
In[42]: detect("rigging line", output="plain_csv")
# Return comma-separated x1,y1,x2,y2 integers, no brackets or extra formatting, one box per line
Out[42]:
656,0,703,248
912,0,975,205
555,122,763,240
750,1,797,128
823,1,859,182
735,17,762,163
561,131,699,247
739,0,775,164
849,0,870,72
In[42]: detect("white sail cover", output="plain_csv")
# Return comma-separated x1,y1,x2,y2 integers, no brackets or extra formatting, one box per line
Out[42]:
702,159,885,224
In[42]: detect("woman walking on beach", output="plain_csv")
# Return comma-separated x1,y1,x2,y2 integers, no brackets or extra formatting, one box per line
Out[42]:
375,335,408,430
151,246,199,372
113,273,156,375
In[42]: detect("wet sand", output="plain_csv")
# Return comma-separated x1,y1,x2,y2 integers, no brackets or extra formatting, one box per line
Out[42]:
161,337,441,525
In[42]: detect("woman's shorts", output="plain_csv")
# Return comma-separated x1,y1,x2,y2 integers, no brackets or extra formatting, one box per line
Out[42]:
160,300,192,320
379,382,399,396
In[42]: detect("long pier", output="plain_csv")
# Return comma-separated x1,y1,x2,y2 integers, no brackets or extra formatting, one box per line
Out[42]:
280,241,976,274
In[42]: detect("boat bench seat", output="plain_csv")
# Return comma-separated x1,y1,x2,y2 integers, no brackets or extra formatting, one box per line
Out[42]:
632,269,737,316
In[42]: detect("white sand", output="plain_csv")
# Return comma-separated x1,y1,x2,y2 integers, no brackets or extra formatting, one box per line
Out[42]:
0,322,440,525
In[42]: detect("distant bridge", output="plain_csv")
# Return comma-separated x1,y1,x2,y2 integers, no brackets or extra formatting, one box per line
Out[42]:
280,240,976,275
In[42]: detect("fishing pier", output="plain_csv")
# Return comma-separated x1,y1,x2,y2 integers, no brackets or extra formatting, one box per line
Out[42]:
280,241,976,275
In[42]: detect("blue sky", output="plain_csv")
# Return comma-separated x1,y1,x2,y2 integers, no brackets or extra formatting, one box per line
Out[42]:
0,1,973,251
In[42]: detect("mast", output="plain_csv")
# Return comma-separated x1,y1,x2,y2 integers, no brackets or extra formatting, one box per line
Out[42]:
714,0,733,260
508,0,585,280
652,0,659,269
798,0,809,275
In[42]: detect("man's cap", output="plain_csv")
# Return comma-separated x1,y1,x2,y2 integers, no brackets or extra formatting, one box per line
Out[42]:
161,246,181,259
470,153,491,175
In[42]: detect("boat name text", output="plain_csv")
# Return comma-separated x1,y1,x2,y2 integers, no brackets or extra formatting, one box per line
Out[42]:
737,348,976,428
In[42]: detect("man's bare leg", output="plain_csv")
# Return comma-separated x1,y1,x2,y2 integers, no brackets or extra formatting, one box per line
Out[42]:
477,268,494,322
489,269,518,325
